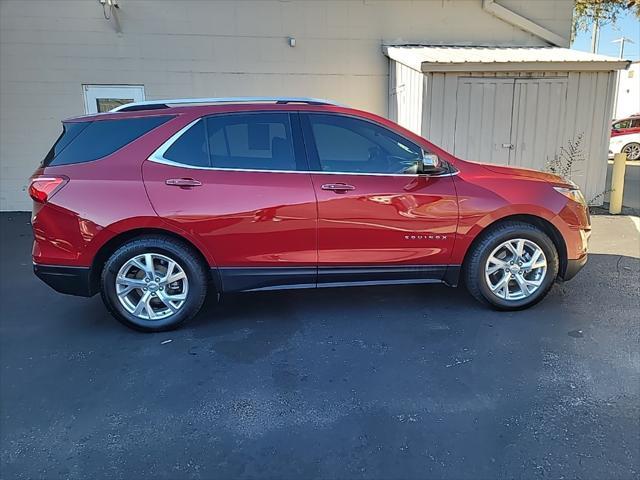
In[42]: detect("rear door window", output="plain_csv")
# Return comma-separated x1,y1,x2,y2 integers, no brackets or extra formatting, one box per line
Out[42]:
44,116,172,166
156,113,300,171
206,113,297,171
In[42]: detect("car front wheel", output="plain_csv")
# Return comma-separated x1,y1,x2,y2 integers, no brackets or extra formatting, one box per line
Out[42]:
100,236,208,332
464,221,559,310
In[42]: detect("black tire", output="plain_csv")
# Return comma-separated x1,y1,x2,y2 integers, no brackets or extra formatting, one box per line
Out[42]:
463,221,559,310
100,235,208,332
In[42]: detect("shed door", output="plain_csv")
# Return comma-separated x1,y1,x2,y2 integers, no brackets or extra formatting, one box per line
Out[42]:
453,78,515,165
452,77,569,170
510,78,568,170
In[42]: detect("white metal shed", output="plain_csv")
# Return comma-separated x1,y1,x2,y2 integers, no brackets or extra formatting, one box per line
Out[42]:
384,46,630,203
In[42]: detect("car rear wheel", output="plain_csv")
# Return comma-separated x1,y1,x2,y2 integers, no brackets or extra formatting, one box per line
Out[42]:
622,142,640,161
101,236,208,332
463,221,559,310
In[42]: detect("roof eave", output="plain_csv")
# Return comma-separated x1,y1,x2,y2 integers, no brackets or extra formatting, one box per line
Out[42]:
419,60,631,73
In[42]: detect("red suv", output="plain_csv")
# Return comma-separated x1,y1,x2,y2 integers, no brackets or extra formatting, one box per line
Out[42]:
30,97,590,331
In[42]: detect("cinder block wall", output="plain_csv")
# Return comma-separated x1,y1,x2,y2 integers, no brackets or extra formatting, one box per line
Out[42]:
0,0,572,210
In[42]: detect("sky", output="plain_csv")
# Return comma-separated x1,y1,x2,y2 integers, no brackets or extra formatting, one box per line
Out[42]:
572,9,640,60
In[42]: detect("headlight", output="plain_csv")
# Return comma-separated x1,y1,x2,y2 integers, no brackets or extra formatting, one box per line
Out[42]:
553,186,587,205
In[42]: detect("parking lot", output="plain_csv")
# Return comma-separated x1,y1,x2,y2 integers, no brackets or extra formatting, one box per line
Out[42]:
1,211,638,479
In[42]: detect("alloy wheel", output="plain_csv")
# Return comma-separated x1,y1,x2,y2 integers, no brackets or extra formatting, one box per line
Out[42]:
485,238,547,301
622,142,640,161
115,253,189,320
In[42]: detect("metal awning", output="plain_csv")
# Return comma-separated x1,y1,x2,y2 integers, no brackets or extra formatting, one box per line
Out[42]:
383,45,631,72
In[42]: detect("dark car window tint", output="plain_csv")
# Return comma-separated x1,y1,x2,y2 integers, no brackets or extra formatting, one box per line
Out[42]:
45,116,172,166
206,113,296,171
614,119,631,129
308,114,422,174
163,120,209,167
42,122,89,166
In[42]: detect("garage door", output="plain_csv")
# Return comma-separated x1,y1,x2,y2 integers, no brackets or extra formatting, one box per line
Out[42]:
453,77,568,170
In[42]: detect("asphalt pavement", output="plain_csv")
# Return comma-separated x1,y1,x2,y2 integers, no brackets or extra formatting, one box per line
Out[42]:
1,212,638,480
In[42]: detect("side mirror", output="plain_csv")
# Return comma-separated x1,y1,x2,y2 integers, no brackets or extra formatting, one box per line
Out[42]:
421,153,447,175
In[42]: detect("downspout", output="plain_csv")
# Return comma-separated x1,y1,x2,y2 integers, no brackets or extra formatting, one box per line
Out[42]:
482,0,569,47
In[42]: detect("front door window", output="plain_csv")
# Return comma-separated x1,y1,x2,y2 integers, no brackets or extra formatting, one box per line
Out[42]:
305,114,424,175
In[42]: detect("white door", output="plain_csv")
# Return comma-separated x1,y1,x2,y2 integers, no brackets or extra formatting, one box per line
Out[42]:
453,78,515,165
510,78,568,170
83,85,145,114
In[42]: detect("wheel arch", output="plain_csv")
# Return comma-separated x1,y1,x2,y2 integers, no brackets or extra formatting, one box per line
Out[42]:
89,227,218,295
461,213,568,279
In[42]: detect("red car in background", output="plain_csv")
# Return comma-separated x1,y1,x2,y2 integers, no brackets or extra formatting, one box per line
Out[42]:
29,98,591,331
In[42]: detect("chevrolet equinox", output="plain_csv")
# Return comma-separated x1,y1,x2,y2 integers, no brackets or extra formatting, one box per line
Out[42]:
30,97,590,331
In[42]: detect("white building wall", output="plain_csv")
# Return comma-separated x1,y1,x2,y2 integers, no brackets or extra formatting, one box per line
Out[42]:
0,0,574,211
614,62,640,119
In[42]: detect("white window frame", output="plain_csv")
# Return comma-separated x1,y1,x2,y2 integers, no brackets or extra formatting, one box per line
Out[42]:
82,84,146,114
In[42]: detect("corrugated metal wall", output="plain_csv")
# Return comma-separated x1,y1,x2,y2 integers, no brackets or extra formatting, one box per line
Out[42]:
389,61,617,204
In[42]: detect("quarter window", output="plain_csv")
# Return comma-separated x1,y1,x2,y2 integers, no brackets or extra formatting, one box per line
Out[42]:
43,116,172,167
306,114,423,174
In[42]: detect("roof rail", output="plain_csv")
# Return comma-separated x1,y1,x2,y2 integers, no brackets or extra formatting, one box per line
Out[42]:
110,96,343,112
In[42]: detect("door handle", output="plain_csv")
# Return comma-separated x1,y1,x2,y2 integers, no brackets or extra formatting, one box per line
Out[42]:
165,178,202,187
321,183,355,192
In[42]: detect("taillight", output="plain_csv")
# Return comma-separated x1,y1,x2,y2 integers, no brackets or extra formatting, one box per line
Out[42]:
28,176,68,203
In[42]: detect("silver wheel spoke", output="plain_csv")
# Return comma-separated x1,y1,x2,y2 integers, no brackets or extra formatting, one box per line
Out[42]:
524,277,543,288
513,273,529,294
491,275,509,298
515,239,525,257
133,291,152,317
157,291,179,313
504,241,519,258
116,276,146,296
144,253,156,277
487,257,507,274
526,249,546,269
163,291,187,302
163,260,176,281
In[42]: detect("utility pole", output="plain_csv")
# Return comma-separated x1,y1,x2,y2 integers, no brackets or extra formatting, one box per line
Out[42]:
591,18,600,53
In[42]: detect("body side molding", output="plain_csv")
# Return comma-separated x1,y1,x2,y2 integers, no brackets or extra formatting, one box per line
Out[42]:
215,265,461,293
